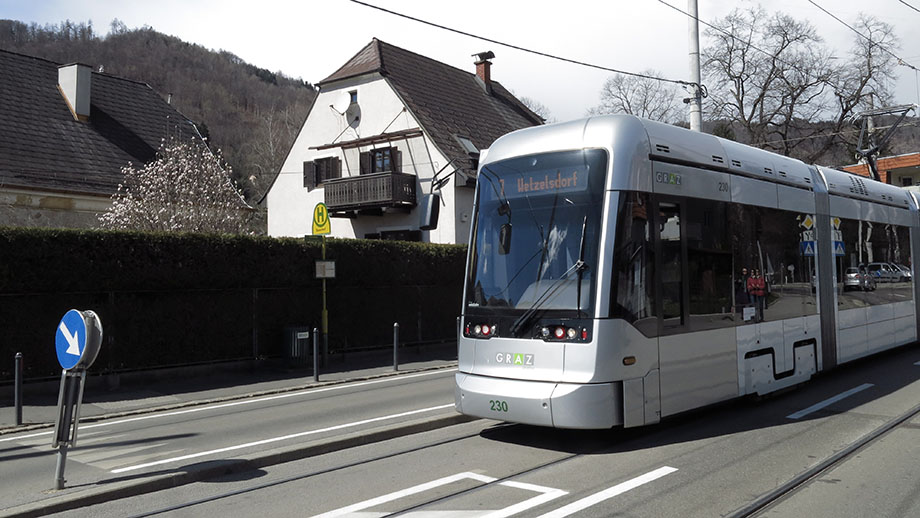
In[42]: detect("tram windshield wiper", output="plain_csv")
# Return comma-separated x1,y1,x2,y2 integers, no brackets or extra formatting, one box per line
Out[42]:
509,260,587,337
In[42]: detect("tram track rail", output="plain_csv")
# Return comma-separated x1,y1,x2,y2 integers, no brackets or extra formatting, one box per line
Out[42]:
728,400,920,518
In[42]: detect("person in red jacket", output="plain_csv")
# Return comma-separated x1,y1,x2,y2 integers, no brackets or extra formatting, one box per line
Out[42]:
747,269,766,321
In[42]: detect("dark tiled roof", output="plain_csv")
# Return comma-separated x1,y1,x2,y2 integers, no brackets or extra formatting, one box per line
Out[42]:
0,49,198,196
320,39,543,175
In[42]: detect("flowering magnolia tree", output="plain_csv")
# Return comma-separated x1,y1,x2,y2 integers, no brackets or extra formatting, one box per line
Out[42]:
100,139,252,233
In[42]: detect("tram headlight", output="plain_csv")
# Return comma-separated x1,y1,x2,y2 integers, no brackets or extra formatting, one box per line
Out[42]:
536,324,589,342
465,322,497,339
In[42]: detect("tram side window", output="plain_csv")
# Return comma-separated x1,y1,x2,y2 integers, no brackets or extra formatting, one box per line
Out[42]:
856,221,913,305
610,192,656,336
730,205,817,324
835,217,877,309
685,198,734,332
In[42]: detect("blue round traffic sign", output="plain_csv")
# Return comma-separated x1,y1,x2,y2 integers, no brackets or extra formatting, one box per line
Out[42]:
55,309,102,370
56,309,87,370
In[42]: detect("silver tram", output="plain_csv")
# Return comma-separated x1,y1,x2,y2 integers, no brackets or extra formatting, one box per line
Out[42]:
455,115,920,429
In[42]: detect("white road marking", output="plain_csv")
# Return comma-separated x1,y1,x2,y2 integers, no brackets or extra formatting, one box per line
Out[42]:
535,466,678,518
786,383,874,420
483,480,567,518
110,403,455,473
0,368,456,444
310,472,567,518
311,472,497,518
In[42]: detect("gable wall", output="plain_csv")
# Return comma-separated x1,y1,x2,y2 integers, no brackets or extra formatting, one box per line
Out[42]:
268,75,465,243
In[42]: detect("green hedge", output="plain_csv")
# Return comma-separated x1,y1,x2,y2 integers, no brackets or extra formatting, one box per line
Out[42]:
0,228,467,381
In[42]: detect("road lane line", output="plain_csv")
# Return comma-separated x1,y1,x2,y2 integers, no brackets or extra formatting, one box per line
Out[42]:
0,368,456,444
110,403,455,473
311,472,496,518
786,383,874,420
535,466,678,518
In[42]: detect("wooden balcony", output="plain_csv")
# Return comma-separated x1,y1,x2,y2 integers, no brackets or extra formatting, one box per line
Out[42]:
324,172,417,214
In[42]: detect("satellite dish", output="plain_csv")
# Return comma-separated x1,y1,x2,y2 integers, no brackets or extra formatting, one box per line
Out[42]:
345,102,361,128
332,91,351,114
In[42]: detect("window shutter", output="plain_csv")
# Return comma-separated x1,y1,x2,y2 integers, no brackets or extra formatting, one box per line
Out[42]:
393,149,402,173
303,161,315,190
332,157,342,180
360,151,372,175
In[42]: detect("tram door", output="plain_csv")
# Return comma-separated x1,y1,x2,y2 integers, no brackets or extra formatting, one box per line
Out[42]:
658,202,686,333
653,197,739,416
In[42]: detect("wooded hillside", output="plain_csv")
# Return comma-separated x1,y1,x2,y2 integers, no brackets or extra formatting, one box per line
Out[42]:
0,19,316,202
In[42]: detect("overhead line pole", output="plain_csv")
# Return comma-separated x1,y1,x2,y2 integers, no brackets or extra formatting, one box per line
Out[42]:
688,0,703,132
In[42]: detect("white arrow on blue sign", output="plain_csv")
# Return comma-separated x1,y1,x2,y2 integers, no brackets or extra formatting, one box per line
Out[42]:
56,309,87,370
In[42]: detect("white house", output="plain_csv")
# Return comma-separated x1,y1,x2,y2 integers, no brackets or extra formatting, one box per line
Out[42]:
267,39,542,243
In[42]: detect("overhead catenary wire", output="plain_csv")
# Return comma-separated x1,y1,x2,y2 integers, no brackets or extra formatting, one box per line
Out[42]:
348,0,696,88
899,0,920,14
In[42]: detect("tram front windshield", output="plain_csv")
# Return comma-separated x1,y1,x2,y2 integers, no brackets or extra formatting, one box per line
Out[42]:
466,149,607,318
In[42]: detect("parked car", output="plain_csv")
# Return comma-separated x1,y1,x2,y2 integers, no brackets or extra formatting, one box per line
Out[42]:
866,262,900,282
844,266,876,291
891,263,912,282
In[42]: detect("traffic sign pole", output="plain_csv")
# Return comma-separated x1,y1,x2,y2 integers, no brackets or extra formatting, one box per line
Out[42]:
322,234,328,367
313,203,331,368
51,310,102,490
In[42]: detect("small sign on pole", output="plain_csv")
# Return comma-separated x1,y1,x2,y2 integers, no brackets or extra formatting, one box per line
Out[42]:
52,309,102,490
315,260,336,279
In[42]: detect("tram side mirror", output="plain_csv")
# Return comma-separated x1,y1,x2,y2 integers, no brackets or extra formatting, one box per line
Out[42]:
419,193,440,231
499,223,512,255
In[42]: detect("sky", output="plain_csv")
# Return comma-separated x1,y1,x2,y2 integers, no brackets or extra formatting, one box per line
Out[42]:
3,0,920,123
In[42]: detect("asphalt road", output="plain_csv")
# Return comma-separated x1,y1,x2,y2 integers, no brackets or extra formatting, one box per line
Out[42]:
43,344,920,518
0,368,458,514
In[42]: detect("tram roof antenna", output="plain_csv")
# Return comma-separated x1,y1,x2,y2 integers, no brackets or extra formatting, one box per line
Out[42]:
853,104,917,182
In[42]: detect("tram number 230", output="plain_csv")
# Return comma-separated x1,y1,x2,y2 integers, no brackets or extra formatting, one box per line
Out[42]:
489,400,509,412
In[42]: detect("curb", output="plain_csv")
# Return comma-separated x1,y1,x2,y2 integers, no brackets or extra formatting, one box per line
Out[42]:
0,362,459,436
0,411,478,518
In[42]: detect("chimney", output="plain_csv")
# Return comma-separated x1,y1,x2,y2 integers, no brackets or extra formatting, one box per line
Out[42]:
472,51,495,94
58,63,92,121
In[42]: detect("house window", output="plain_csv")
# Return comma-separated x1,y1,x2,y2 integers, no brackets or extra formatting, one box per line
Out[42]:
374,148,393,173
349,90,358,104
360,147,400,175
902,177,913,187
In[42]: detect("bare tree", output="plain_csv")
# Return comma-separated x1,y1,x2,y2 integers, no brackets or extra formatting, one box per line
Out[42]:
100,139,252,233
587,70,682,123
703,7,900,162
518,96,553,123
703,7,837,156
815,14,901,161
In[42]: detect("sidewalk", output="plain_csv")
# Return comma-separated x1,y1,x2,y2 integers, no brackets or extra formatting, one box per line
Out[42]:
0,342,458,432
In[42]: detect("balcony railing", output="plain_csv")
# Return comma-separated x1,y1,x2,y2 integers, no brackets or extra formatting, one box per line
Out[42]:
324,172,417,213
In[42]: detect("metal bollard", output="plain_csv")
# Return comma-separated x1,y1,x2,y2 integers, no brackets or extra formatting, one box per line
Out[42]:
393,322,399,371
14,353,23,426
313,328,319,383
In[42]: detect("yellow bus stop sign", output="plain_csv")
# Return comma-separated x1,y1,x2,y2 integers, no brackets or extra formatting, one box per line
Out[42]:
312,203,331,235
